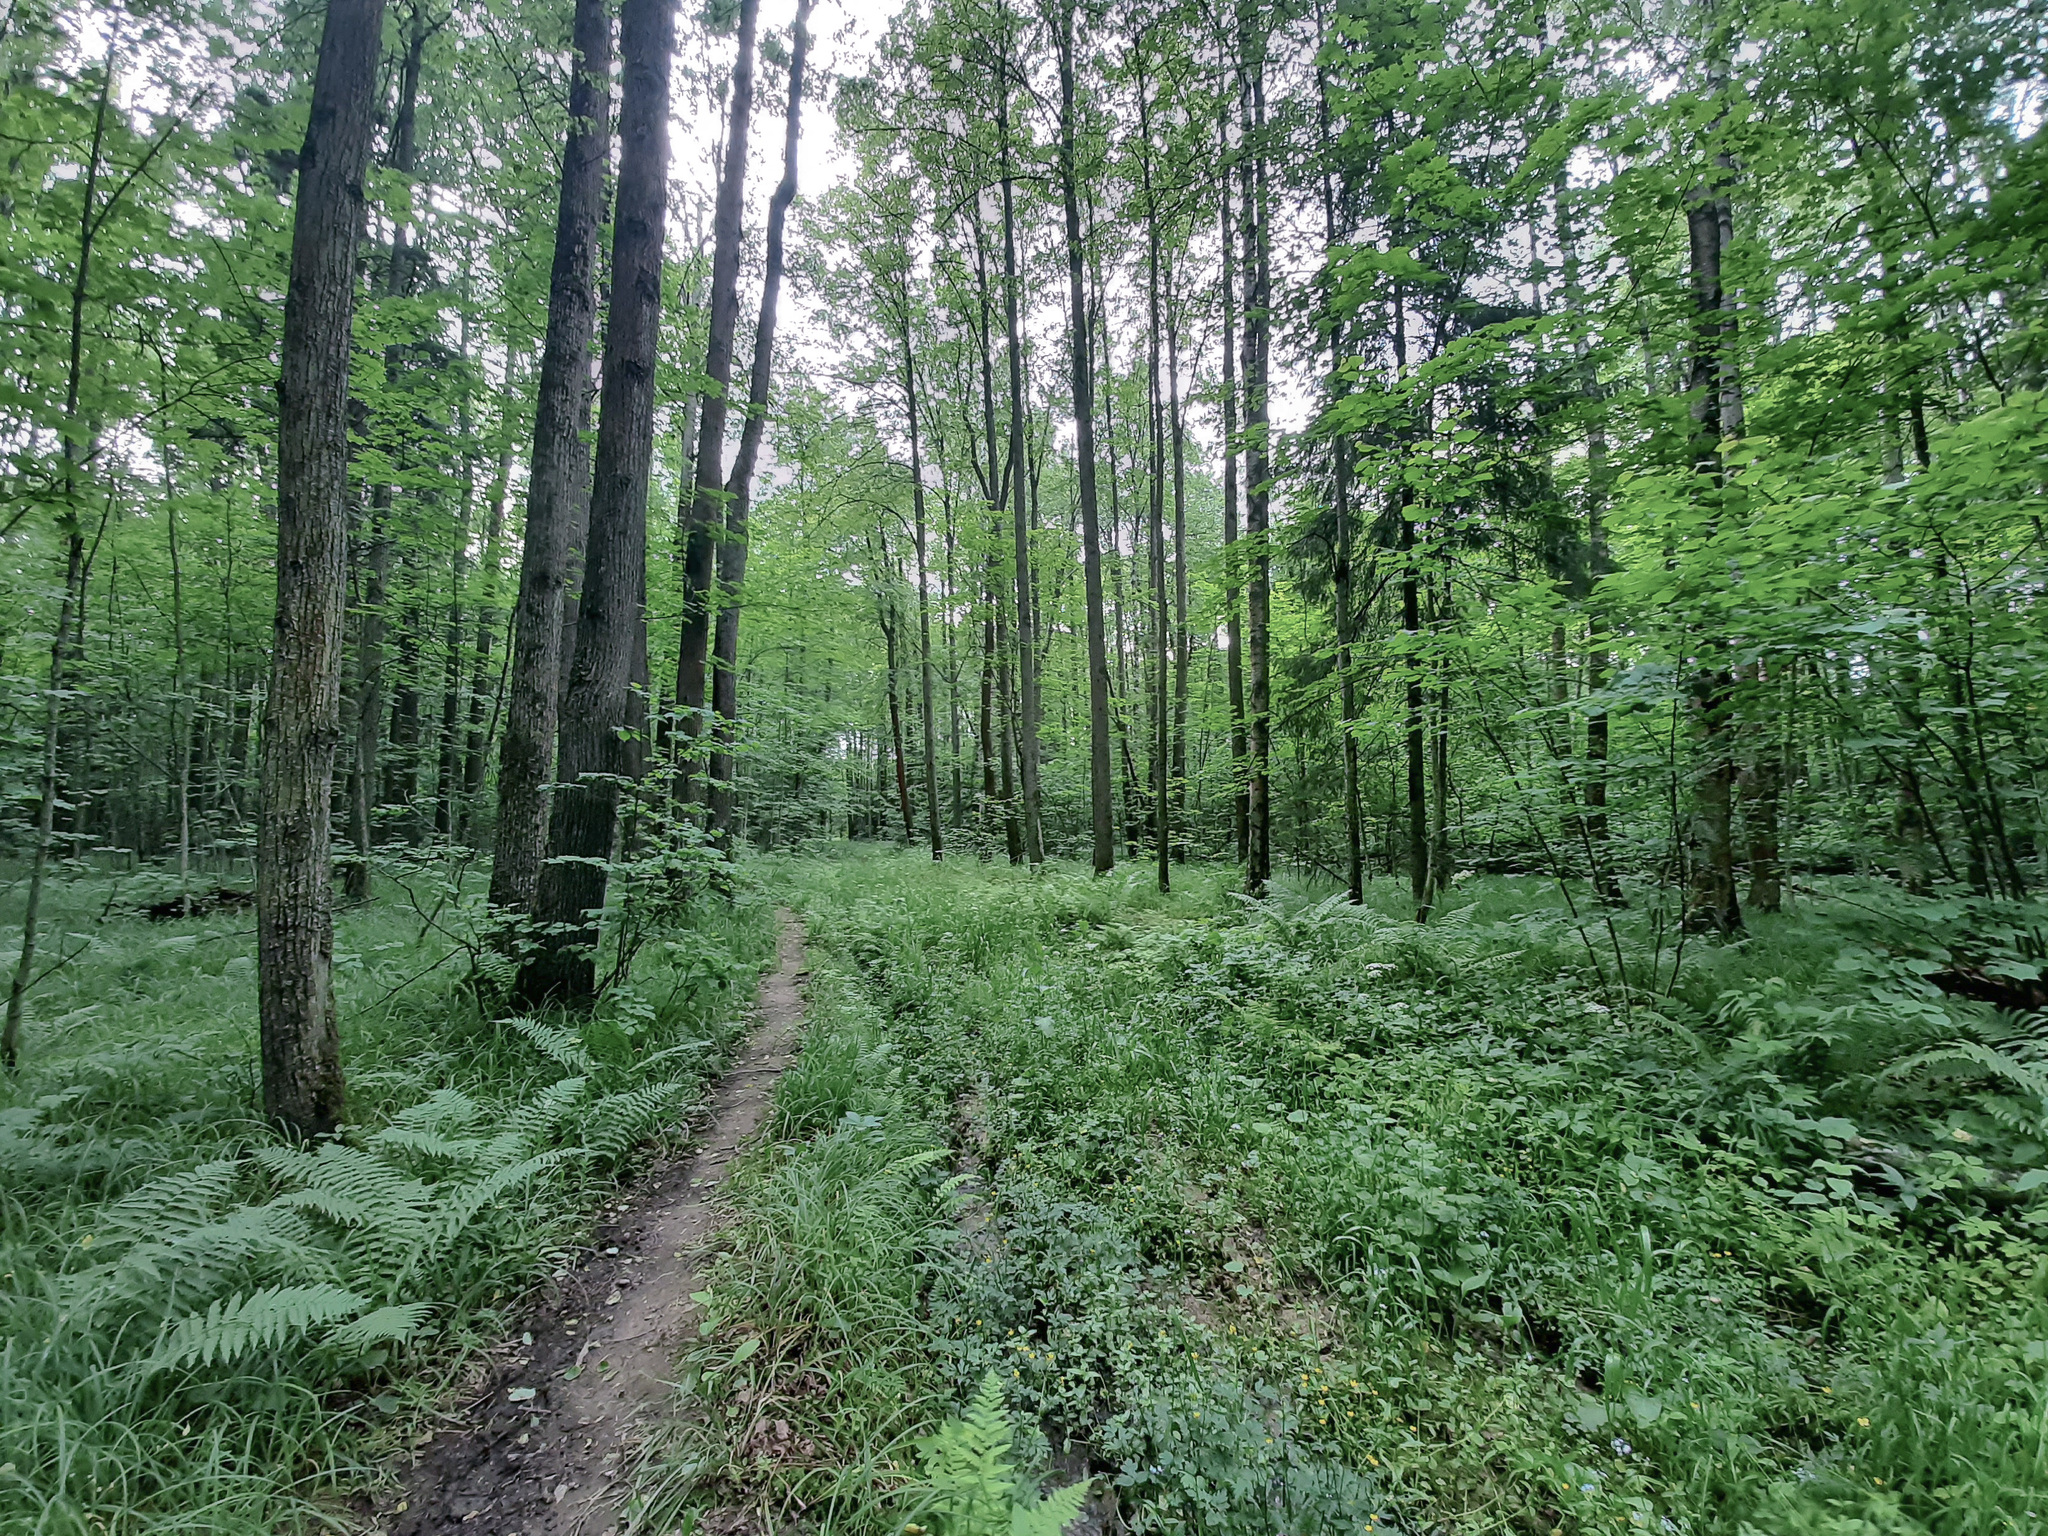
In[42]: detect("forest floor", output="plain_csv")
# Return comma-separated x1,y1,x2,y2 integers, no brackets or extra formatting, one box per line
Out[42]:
387,913,809,1536
626,849,2047,1536
3,850,2045,1536
0,858,779,1536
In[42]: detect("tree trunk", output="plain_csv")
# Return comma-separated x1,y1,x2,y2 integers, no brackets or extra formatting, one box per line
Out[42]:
997,70,1043,865
676,0,759,809
1167,267,1190,863
515,0,674,1007
1312,39,1363,902
901,331,943,861
710,0,808,852
488,0,610,916
1218,103,1247,866
1681,174,1742,935
1055,1,1114,874
343,11,428,895
257,0,386,1135
1402,509,1428,921
462,395,516,830
1239,31,1272,895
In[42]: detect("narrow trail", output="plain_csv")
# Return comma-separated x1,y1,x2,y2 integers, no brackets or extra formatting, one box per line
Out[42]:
386,913,808,1536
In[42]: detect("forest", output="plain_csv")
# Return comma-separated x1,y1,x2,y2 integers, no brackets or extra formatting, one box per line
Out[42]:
2,0,2046,1528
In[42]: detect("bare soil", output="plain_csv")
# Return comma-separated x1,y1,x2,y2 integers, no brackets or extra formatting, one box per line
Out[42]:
379,913,808,1536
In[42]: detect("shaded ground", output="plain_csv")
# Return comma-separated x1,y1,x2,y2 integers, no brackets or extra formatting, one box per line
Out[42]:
381,914,808,1536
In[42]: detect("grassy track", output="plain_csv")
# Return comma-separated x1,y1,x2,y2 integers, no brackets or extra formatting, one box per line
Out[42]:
0,860,774,1535
656,850,2047,1536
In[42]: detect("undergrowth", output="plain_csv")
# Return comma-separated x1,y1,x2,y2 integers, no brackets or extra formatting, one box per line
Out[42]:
0,855,774,1536
650,848,2047,1536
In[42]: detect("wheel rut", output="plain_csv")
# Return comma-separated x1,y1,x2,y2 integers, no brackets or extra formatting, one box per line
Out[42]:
382,911,808,1536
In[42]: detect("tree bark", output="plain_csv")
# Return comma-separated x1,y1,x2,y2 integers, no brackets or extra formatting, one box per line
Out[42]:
1055,1,1114,874
342,9,428,897
997,61,1043,865
489,0,611,916
1218,101,1247,866
1681,171,1742,935
900,328,944,861
515,0,674,1007
258,0,386,1135
1239,27,1272,895
676,0,759,808
1139,61,1169,893
709,0,809,852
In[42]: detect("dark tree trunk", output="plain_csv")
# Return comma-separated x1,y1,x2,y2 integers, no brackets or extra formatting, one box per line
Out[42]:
1681,177,1742,936
258,0,386,1136
515,0,674,1007
899,327,944,862
998,67,1043,864
1403,504,1428,922
1055,2,1114,874
1238,31,1272,895
462,413,514,830
343,10,427,898
1168,266,1190,861
1218,104,1247,866
676,0,759,808
489,0,610,916
1313,37,1364,902
1139,64,1169,893
710,0,808,852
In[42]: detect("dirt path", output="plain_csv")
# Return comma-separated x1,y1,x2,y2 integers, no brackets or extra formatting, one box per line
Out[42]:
385,913,808,1536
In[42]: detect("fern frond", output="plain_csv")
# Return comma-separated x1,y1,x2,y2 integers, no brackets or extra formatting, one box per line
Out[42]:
419,1149,582,1263
325,1301,434,1353
369,1126,488,1163
271,1187,379,1228
70,1204,328,1311
582,1081,690,1165
1887,1041,2048,1117
257,1143,435,1224
502,1075,591,1147
147,1283,366,1373
505,1015,594,1072
388,1088,483,1134
1013,1479,1090,1536
100,1158,244,1238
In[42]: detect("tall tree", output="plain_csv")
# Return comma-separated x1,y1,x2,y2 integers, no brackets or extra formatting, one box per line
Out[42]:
677,0,760,807
1054,0,1115,874
344,3,430,904
515,0,675,1005
489,0,612,917
996,21,1045,865
710,0,812,848
257,0,388,1135
1238,19,1272,895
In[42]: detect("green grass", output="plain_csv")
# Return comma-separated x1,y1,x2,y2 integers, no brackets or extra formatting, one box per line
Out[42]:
0,855,775,1536
648,848,2048,1536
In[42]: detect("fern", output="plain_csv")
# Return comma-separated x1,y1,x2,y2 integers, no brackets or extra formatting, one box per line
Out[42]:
502,1075,591,1146
1886,1040,2048,1131
146,1283,367,1373
99,1158,244,1238
325,1301,434,1354
415,1149,581,1268
71,1204,329,1312
369,1126,489,1164
905,1371,1090,1536
582,1081,691,1165
505,1014,595,1072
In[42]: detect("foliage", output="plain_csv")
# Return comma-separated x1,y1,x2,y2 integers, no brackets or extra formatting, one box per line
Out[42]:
644,850,2048,1535
0,866,773,1535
